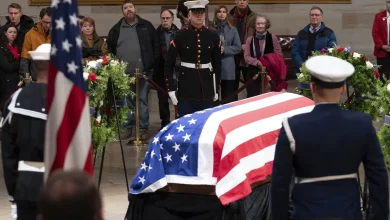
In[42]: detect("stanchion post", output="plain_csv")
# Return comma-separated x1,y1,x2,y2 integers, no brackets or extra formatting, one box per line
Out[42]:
261,67,266,94
129,68,147,146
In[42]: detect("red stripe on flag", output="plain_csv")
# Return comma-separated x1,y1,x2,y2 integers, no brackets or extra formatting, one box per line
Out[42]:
84,144,94,175
46,63,58,112
231,92,281,107
50,85,88,172
218,161,273,205
213,97,313,177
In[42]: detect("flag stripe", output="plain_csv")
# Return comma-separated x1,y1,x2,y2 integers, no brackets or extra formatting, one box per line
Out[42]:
64,97,92,173
220,98,314,158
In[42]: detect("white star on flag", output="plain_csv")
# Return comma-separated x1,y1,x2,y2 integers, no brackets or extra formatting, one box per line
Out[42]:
69,13,78,26
75,36,82,48
51,45,57,56
160,126,168,132
172,143,181,152
176,124,185,133
51,0,60,8
165,133,174,141
184,114,192,118
182,133,191,142
160,144,164,150
64,0,72,4
62,39,73,52
141,162,147,171
159,155,162,161
153,137,159,144
55,17,65,30
164,153,172,162
181,154,188,163
188,118,197,125
171,119,179,123
148,164,153,171
67,61,79,74
151,150,155,158
138,176,146,184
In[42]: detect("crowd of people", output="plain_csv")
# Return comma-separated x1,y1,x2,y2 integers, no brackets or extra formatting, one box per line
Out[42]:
0,0,390,219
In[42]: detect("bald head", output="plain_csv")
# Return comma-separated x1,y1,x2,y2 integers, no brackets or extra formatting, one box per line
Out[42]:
38,170,102,220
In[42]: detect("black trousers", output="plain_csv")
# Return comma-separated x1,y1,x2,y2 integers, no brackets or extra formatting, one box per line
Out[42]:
157,90,170,128
16,200,37,220
377,53,390,80
221,80,235,104
178,99,214,116
234,66,248,101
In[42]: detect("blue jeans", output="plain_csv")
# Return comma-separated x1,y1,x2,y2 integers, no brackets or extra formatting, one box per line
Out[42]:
125,77,150,131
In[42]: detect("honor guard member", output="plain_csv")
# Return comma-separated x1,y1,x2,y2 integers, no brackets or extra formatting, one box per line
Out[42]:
165,0,221,116
1,43,51,220
271,55,389,220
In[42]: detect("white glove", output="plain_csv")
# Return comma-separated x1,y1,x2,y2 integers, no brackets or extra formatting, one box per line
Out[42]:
168,91,178,105
213,93,218,102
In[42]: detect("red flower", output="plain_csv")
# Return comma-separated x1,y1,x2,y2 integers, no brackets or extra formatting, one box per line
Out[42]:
374,70,380,80
95,121,99,126
88,73,97,82
109,109,113,115
101,56,110,65
337,47,344,52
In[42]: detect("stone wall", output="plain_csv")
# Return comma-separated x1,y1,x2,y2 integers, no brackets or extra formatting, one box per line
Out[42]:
1,0,386,60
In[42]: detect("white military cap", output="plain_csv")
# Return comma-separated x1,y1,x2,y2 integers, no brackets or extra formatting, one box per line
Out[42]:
28,43,51,61
305,55,355,88
184,0,209,10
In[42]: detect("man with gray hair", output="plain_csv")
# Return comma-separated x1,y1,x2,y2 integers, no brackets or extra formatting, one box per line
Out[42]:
1,43,50,220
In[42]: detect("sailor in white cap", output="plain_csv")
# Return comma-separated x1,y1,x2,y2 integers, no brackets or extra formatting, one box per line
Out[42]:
1,43,51,220
164,0,221,116
270,55,389,220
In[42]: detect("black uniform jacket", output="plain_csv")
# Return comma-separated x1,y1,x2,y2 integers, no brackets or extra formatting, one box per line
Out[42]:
164,25,221,101
1,83,47,202
271,103,389,220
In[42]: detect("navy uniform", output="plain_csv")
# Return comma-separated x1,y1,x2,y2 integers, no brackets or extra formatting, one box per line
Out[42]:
1,44,50,220
164,0,221,116
271,55,389,220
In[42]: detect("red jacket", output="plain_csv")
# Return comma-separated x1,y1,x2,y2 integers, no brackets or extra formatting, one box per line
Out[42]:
260,53,288,92
372,10,388,58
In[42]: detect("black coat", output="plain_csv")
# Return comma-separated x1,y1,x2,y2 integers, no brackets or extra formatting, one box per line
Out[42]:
0,15,34,48
164,25,221,101
106,16,161,76
0,43,20,110
1,83,47,202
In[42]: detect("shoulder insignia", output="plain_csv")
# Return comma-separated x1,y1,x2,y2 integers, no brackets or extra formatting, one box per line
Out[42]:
170,40,176,48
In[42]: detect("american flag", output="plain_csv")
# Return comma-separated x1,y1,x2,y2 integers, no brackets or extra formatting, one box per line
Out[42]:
44,0,93,180
130,92,314,205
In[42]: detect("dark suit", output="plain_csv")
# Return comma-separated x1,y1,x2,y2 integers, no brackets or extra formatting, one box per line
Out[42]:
271,103,389,220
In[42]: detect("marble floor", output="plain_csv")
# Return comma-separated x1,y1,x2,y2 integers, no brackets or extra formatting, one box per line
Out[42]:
0,79,380,220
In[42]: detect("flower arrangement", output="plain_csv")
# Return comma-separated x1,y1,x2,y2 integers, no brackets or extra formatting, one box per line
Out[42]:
296,46,389,121
378,84,390,172
84,55,134,151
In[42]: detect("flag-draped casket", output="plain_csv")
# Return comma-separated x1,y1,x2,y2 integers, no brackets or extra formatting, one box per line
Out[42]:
130,92,314,208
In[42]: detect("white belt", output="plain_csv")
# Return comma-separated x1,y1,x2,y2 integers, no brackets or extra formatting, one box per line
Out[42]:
18,161,45,173
295,173,357,184
181,62,213,71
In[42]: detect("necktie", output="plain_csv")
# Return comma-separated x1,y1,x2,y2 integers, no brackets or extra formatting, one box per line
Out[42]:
312,28,317,34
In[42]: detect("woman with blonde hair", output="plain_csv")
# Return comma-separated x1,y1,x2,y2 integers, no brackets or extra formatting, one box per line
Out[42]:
211,5,241,103
80,17,108,62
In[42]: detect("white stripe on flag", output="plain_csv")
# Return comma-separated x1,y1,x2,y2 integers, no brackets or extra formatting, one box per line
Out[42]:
198,93,302,179
44,72,74,181
64,98,92,170
221,105,314,158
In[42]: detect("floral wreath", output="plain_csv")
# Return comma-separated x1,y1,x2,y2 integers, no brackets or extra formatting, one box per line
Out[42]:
296,46,390,171
84,55,134,151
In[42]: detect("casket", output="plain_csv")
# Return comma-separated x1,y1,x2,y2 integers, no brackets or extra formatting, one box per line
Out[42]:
127,92,315,220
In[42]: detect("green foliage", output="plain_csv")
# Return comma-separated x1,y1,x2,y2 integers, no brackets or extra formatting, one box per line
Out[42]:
378,125,390,172
84,55,134,151
296,46,389,121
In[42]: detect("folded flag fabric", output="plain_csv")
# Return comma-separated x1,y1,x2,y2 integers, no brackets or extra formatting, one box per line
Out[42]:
130,92,315,205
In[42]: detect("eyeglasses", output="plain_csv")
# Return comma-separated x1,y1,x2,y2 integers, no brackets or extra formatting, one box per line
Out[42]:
161,17,172,20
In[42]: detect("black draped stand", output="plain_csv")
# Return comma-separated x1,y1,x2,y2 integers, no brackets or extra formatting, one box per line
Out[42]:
124,182,271,220
92,78,129,191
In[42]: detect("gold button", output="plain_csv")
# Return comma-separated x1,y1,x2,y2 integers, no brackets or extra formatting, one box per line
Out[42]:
198,45,201,47
198,60,200,63
198,50,201,53
198,40,200,42
197,34,200,37
198,55,200,58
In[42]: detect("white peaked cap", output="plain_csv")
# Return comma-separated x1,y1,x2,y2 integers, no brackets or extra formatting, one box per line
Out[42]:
28,43,51,61
305,55,355,88
184,0,209,10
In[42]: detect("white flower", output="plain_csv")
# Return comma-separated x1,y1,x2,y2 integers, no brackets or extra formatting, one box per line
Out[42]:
353,52,361,58
366,61,373,69
83,72,89,81
387,84,390,93
96,115,102,123
96,58,103,63
87,60,98,69
110,60,119,66
328,48,334,52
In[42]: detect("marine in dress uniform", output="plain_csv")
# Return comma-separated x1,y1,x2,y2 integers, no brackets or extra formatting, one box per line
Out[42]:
270,55,389,220
1,44,51,220
165,0,221,116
